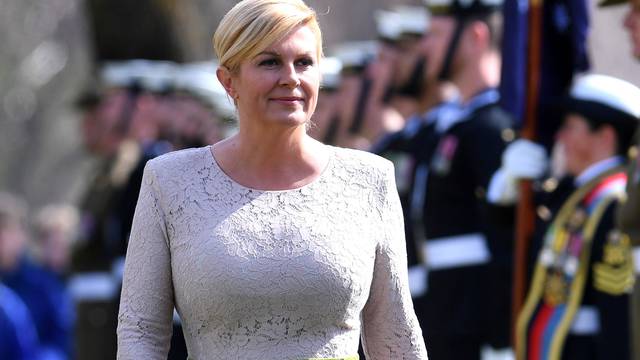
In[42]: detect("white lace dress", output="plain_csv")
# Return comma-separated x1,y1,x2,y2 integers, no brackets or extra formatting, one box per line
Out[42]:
116,145,428,360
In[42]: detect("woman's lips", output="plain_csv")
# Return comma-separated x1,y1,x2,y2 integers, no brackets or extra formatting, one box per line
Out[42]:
271,97,304,105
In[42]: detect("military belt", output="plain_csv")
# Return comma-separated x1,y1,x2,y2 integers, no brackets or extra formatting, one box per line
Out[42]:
422,232,491,270
569,306,600,335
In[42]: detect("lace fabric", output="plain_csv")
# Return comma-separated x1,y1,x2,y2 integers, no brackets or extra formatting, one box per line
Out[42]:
117,145,428,359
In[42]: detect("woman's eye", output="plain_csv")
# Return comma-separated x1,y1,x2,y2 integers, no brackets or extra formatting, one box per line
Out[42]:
259,58,279,67
296,58,314,67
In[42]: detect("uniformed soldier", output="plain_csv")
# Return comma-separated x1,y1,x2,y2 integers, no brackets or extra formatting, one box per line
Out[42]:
504,74,640,360
369,7,461,303
373,6,431,120
328,41,381,149
71,60,178,359
71,65,141,360
412,0,515,358
307,56,342,144
598,1,640,358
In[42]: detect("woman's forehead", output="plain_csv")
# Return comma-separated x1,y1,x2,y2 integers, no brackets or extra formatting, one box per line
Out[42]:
261,25,319,55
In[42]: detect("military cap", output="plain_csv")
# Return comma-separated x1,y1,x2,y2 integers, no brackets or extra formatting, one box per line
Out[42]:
375,6,429,42
375,9,404,42
563,74,640,128
423,0,503,16
175,62,236,118
394,6,430,37
599,0,629,7
100,60,177,93
319,57,342,91
330,41,378,74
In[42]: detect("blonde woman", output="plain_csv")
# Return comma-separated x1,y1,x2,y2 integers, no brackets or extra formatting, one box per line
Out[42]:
116,0,428,359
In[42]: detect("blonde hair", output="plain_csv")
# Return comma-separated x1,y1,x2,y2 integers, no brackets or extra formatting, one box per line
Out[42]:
213,0,323,73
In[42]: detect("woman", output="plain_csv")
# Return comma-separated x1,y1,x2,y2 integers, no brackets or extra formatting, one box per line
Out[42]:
116,0,428,358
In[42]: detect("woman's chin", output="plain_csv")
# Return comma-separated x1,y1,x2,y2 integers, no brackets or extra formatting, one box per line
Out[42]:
265,112,309,127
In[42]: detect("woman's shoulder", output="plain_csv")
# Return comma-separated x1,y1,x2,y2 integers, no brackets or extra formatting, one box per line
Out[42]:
145,146,211,177
329,146,394,178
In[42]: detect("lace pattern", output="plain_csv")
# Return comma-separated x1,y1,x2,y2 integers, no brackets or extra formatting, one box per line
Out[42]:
117,146,428,359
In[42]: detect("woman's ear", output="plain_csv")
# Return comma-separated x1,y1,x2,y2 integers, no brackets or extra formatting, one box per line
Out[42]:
216,66,236,100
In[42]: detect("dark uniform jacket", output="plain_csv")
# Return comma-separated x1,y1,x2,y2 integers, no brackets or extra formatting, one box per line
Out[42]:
617,129,640,245
373,112,439,268
517,163,633,360
415,89,515,348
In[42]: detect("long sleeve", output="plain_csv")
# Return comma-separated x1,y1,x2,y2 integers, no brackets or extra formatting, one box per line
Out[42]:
361,162,428,359
117,162,174,359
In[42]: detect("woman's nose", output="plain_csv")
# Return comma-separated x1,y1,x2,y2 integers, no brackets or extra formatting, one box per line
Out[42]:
279,63,300,87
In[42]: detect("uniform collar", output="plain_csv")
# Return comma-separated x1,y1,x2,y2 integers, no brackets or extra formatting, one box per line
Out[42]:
434,88,500,133
400,98,463,139
575,156,624,186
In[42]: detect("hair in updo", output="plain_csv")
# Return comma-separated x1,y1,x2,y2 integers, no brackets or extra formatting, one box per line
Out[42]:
213,0,323,74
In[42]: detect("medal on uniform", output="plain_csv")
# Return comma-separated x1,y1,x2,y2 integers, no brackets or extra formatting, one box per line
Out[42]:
431,135,458,175
544,270,568,306
565,208,586,233
386,151,413,195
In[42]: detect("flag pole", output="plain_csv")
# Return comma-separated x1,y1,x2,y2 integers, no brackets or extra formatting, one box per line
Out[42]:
512,0,544,352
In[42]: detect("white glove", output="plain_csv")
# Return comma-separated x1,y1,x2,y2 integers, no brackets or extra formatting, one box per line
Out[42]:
488,139,548,205
503,139,548,179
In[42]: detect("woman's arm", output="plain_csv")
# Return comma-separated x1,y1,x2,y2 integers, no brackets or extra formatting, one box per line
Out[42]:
117,162,174,359
361,161,429,359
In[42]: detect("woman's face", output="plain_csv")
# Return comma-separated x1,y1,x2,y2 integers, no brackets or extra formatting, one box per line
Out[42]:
227,25,320,129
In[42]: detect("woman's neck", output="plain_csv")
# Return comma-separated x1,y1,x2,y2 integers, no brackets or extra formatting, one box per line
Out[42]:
211,126,330,190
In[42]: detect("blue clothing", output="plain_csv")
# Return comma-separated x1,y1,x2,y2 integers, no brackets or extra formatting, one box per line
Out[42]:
500,0,590,148
0,283,39,360
1,259,74,359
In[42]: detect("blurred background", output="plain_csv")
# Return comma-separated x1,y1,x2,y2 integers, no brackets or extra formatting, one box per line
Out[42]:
0,0,427,209
0,0,638,359
0,0,637,209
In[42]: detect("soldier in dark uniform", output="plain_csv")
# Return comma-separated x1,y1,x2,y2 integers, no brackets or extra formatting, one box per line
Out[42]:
362,9,454,357
307,57,342,145
413,0,515,358
597,1,640,358
597,2,640,358
325,41,379,150
369,5,461,312
71,70,143,360
372,6,431,120
505,74,640,360
71,60,177,359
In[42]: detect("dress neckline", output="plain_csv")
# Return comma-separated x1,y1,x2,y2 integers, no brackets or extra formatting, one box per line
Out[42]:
205,144,334,194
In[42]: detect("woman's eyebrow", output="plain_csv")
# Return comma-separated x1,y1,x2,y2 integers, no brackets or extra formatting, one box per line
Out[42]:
255,50,315,58
255,51,280,58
